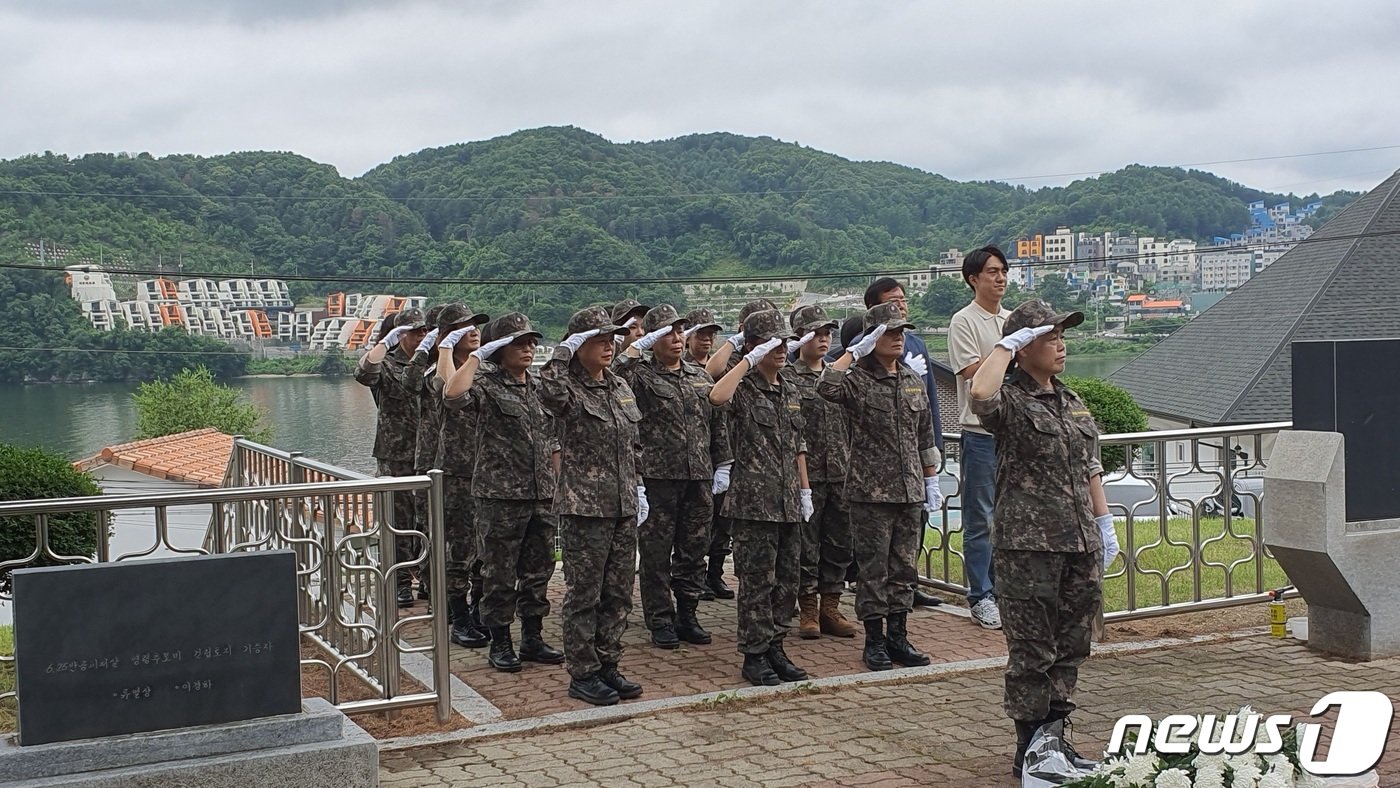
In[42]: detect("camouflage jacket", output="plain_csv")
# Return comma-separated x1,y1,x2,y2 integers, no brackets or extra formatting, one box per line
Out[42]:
354,346,420,464
781,362,849,484
409,352,441,472
718,370,806,523
617,355,731,481
971,369,1104,553
444,365,556,501
817,358,939,504
540,347,643,518
431,370,477,478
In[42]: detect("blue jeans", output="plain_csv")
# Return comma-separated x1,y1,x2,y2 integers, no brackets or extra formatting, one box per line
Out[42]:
960,431,997,604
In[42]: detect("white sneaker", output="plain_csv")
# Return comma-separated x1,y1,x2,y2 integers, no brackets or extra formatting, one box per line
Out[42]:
971,597,1002,630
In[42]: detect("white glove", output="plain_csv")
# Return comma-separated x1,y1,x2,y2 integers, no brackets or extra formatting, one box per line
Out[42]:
414,328,439,355
380,324,409,348
439,325,477,350
743,337,783,367
633,325,673,353
847,324,886,360
1097,513,1119,570
561,328,601,354
684,325,701,339
471,335,514,361
622,316,640,330
903,351,928,378
924,476,944,513
725,331,745,351
636,485,650,525
996,325,1055,354
800,488,814,522
712,461,732,495
787,331,816,355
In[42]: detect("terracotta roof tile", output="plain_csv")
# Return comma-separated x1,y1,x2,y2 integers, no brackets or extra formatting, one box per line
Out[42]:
75,428,234,488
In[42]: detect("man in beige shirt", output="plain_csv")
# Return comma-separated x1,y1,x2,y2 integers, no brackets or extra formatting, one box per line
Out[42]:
947,246,1012,630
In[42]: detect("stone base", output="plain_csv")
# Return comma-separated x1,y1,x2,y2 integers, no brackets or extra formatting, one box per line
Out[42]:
0,698,377,787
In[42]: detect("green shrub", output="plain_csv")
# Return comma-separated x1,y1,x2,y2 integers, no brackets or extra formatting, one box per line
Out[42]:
133,367,272,442
0,443,104,593
1062,376,1148,473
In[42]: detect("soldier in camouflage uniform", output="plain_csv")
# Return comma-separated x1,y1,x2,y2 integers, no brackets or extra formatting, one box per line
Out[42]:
354,306,429,607
709,309,812,687
782,305,857,640
968,299,1111,779
682,307,722,366
610,298,649,364
702,298,779,601
818,302,942,672
406,305,448,601
444,312,565,672
617,304,731,649
428,303,490,648
540,306,646,707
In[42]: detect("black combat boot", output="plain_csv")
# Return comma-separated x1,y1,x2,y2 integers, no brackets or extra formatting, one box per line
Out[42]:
568,673,620,706
741,653,781,686
448,594,489,648
706,558,735,600
650,622,680,649
518,616,565,664
1013,719,1041,778
675,598,712,645
1042,710,1098,772
487,626,522,673
912,587,944,607
766,642,809,682
884,612,931,667
597,664,643,700
396,574,414,608
862,618,892,671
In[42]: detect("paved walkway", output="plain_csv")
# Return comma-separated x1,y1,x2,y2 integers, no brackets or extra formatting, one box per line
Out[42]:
381,635,1400,787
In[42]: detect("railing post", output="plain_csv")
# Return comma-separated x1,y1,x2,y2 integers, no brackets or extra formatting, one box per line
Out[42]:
375,490,401,708
428,470,451,724
288,452,309,624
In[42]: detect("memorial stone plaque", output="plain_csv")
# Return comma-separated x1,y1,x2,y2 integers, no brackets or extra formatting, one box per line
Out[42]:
12,551,300,745
1292,338,1400,522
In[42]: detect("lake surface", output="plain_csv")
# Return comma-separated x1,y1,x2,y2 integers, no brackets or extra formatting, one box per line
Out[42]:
0,354,1134,468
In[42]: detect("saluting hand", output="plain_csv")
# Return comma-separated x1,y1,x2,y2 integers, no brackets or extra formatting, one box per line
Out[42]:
725,331,745,352
996,325,1055,354
471,336,514,361
380,325,409,348
743,337,782,367
561,328,601,354
787,331,816,355
847,324,886,360
633,326,673,353
415,328,439,355
439,325,477,350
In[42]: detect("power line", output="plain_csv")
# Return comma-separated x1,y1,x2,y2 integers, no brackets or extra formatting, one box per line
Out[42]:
8,226,1392,287
1,144,1395,204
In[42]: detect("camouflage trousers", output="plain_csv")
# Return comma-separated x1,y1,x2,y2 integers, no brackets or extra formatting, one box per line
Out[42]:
475,498,556,628
994,549,1101,722
731,519,800,655
708,492,732,562
377,459,419,590
800,481,852,597
559,515,637,680
442,474,478,598
849,501,921,621
638,478,712,630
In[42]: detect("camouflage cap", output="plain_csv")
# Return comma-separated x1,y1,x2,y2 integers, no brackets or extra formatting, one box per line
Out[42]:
790,304,839,335
743,309,796,345
861,302,916,334
486,312,542,347
393,307,427,331
737,298,779,326
684,307,722,333
565,305,628,339
436,302,489,333
1002,298,1084,337
610,298,650,325
641,304,687,334
424,304,447,331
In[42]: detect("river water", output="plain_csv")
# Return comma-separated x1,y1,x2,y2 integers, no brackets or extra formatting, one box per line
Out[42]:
0,355,1133,467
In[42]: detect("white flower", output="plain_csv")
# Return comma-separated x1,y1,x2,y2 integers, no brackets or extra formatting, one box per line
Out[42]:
1121,754,1159,786
1293,772,1327,788
1194,752,1229,772
1153,767,1192,788
1194,763,1227,788
1257,770,1293,788
1229,757,1264,787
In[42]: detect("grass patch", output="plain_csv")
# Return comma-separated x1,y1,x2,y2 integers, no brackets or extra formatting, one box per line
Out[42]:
921,517,1287,614
1,625,14,734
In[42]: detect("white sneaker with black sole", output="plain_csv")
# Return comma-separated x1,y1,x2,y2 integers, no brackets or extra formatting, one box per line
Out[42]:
971,597,1002,630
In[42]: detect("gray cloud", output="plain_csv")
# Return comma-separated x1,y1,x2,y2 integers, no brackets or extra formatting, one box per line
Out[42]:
1,0,1398,195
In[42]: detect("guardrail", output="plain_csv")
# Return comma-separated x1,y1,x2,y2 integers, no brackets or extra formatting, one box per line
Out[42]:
920,421,1298,621
0,470,451,724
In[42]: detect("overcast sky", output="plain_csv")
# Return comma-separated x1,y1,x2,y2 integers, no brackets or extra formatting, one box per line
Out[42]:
3,1,1398,195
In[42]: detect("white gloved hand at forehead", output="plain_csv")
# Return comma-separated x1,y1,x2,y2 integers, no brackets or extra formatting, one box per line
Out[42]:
439,325,477,350
847,324,886,360
997,324,1055,354
743,337,783,367
561,328,602,354
633,325,674,353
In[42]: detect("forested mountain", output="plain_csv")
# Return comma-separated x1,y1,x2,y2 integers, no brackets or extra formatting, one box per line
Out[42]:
0,126,1358,331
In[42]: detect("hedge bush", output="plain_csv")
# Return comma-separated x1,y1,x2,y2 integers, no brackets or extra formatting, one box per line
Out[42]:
0,443,103,593
1061,376,1148,474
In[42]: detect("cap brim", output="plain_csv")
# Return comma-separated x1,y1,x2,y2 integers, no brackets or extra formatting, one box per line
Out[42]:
691,321,722,332
442,313,490,331
797,320,840,334
1052,311,1085,330
503,329,543,342
883,319,918,332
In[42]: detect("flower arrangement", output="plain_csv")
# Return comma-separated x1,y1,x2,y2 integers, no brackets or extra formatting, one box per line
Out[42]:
1056,707,1376,788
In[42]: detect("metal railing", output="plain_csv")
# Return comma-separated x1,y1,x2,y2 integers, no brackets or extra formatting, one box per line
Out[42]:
920,421,1297,621
0,467,451,724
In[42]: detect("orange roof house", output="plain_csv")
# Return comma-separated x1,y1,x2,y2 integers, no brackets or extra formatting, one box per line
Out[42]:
76,428,234,488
